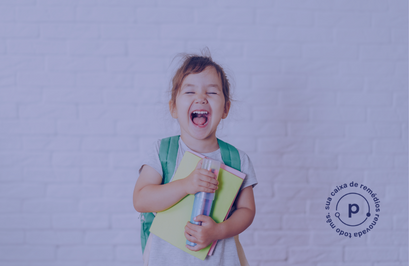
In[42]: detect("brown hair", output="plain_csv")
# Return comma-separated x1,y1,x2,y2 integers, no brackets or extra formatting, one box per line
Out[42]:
170,51,231,108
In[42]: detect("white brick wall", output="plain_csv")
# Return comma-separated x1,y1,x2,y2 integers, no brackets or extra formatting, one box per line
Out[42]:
0,0,407,265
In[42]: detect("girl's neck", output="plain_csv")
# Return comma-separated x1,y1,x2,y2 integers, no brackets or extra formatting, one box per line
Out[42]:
180,134,219,154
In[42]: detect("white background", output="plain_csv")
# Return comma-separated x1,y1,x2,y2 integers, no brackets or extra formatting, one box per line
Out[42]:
0,0,407,265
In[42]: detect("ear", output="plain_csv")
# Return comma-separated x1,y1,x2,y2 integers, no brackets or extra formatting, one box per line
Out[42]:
169,100,178,119
222,100,231,119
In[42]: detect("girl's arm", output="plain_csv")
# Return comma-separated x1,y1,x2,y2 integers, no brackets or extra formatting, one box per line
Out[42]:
133,162,218,213
184,185,256,251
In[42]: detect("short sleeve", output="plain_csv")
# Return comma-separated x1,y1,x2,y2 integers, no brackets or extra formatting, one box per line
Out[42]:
238,150,258,190
139,139,163,178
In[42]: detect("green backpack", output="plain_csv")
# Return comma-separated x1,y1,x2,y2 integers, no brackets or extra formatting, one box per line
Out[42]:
140,135,241,254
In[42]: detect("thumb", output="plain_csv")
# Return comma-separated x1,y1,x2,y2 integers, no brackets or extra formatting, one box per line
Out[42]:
194,214,211,224
195,159,204,170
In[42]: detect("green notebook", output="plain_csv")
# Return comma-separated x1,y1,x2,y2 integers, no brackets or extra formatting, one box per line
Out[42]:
149,151,245,260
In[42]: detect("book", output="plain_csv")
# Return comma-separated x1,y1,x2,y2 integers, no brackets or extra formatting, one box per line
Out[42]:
149,150,246,260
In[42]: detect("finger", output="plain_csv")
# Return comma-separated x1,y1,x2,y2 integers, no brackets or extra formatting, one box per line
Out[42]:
185,222,198,235
199,181,218,192
186,243,204,252
195,159,203,170
193,214,212,224
184,230,198,244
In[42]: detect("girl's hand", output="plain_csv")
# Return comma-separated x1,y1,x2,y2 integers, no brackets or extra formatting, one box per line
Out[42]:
184,215,220,251
182,159,219,195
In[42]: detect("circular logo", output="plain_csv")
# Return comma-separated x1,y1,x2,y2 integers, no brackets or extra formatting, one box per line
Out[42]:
325,181,381,238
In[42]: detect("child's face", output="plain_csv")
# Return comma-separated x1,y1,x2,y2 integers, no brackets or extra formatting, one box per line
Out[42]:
170,66,230,143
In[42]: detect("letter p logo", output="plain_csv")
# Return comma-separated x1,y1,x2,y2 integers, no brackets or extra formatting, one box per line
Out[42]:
348,204,359,218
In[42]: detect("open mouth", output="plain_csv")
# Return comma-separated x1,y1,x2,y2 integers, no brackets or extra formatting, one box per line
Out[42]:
191,110,209,126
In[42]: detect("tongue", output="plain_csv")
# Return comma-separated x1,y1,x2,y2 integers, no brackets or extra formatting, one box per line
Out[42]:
193,116,207,126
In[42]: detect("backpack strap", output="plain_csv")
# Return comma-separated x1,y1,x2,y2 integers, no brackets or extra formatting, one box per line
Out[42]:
140,135,180,254
217,138,241,171
159,135,180,184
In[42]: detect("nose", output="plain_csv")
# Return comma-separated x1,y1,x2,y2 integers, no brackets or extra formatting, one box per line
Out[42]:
195,93,208,104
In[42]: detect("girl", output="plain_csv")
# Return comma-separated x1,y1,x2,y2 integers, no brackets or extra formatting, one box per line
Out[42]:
133,52,257,266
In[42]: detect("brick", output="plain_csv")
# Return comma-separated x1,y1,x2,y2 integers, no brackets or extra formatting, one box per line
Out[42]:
0,246,55,260
57,246,113,260
0,167,23,182
393,215,408,230
108,57,164,72
369,231,408,245
48,56,105,71
57,120,115,135
392,29,408,44
0,88,42,103
256,231,310,246
340,155,394,169
369,107,407,122
345,247,399,261
314,12,371,28
317,139,372,153
111,152,141,167
361,45,407,61
24,167,81,183
102,24,159,39
276,0,332,10
79,105,138,120
0,103,17,118
0,56,44,71
78,73,133,88
372,10,407,28
220,25,276,41
276,27,333,42
0,23,39,38
81,137,138,151
375,139,407,154
0,152,51,167
257,198,306,214
283,59,339,75
216,0,273,8
253,107,309,122
26,230,82,244
257,138,314,153
335,28,390,44
23,199,78,212
247,42,302,57
70,40,126,56
18,72,74,87
282,91,336,106
19,104,77,119
47,184,102,198
309,76,365,91
52,152,110,167
104,88,162,104
196,8,253,24
128,40,184,56
8,40,67,55
347,123,401,138
103,184,134,198
283,154,338,169
85,230,138,244
17,7,75,21
24,136,80,151
309,169,364,184
332,0,388,11
77,0,154,6
303,44,358,60
0,199,21,212
136,7,194,23
245,246,287,261
160,25,218,40
79,199,132,213
257,9,313,26
82,168,135,183
0,231,24,244
367,77,407,91
76,7,135,22
312,107,366,122
0,7,15,21
251,214,281,230
338,92,392,106
112,214,140,229
0,183,45,198
0,214,50,229
42,23,100,39
0,0,35,5
289,247,342,263
52,214,109,229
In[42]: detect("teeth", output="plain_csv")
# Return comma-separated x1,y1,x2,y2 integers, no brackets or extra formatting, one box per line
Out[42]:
193,111,208,115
